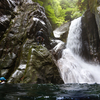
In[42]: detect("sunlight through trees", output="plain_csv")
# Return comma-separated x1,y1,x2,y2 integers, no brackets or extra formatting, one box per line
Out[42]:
33,0,85,28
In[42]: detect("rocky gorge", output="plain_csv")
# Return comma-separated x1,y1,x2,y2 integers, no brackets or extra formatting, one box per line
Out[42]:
0,0,100,84
0,0,63,84
53,0,100,63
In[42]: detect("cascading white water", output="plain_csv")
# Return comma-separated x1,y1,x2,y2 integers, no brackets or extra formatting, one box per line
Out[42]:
66,17,82,55
56,17,100,84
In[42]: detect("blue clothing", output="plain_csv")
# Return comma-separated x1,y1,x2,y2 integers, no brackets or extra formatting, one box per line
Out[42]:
0,77,6,81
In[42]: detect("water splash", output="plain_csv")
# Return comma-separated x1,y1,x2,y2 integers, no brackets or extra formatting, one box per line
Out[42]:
56,17,100,84
66,17,82,55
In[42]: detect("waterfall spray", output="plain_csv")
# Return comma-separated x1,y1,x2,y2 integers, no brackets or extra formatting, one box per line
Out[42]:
67,17,82,55
55,17,100,84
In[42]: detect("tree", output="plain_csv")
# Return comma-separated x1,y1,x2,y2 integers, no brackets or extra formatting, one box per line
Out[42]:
33,0,83,28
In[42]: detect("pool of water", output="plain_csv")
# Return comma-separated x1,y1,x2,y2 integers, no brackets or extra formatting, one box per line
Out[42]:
0,83,100,100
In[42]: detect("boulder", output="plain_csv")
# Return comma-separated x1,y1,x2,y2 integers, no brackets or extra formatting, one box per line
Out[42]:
53,22,71,42
8,39,63,84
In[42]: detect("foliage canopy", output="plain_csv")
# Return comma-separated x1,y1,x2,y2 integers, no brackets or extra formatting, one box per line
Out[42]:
33,0,83,29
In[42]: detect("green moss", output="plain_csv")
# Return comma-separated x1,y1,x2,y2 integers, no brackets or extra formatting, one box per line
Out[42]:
89,0,97,12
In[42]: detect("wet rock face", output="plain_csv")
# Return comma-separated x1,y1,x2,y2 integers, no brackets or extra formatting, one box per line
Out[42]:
81,10,100,62
7,40,63,84
0,0,12,39
0,0,63,84
97,0,100,5
95,6,100,38
0,0,23,40
51,40,65,60
26,2,52,48
0,0,52,43
53,22,71,42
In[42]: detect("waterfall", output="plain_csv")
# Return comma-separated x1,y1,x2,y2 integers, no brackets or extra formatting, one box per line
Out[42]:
56,17,100,84
66,17,82,55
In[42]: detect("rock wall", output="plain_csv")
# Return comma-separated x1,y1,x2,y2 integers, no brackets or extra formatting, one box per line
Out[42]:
81,10,100,62
0,0,63,84
80,0,100,62
8,40,63,84
95,0,100,38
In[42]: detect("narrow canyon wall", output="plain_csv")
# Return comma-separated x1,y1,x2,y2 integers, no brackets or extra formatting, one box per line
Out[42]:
0,0,63,84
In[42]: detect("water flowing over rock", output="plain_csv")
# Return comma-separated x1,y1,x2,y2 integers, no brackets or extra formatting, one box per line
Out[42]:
53,17,100,84
52,0,100,83
0,0,63,84
52,21,70,60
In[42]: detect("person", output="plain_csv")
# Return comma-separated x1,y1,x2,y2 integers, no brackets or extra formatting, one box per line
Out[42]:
35,28,45,45
0,77,6,84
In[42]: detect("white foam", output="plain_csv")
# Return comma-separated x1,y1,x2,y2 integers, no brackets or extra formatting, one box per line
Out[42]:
56,17,100,84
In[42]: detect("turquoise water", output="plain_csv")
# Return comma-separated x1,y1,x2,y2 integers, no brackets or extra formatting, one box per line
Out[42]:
0,83,100,100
